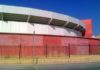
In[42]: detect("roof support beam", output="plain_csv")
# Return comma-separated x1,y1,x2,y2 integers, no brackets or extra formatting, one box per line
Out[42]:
1,5,4,21
63,21,69,27
73,24,79,29
79,28,85,33
48,17,53,25
1,13,4,21
27,15,31,22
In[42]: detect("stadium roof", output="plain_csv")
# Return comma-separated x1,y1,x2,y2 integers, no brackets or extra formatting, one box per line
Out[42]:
0,5,86,33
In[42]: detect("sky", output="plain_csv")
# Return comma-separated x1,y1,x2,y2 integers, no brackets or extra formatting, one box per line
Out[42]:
0,0,100,35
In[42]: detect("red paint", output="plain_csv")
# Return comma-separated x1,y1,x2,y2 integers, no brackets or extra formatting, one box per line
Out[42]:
0,34,20,57
33,46,45,57
61,37,70,46
21,35,33,46
21,46,33,57
70,45,89,55
59,46,69,56
7,46,19,57
43,36,62,57
0,34,99,58
89,39,98,46
81,19,92,38
33,36,44,46
90,45,100,55
44,36,61,47
0,34,20,46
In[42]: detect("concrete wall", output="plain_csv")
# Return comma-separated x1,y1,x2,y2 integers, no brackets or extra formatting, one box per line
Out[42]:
0,21,82,36
81,19,92,38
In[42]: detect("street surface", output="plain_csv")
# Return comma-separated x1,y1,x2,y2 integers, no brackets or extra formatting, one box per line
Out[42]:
0,62,100,70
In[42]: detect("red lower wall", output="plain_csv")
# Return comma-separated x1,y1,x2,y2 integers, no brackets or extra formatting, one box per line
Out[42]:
0,33,100,58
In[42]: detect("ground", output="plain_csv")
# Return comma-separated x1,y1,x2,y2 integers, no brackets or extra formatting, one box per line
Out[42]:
0,62,100,70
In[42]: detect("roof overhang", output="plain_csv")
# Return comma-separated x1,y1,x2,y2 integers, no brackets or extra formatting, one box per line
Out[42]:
0,5,86,33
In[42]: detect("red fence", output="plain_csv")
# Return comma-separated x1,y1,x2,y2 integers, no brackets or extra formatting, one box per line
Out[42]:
0,33,100,58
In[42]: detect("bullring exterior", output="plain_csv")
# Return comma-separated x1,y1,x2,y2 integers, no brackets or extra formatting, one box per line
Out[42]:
0,5,85,36
0,5,100,64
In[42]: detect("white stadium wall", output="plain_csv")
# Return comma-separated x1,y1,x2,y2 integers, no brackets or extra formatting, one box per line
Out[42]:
0,21,82,36
0,5,86,37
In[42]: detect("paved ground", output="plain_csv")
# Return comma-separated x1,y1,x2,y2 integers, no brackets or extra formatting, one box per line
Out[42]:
0,62,100,70
37,63,100,70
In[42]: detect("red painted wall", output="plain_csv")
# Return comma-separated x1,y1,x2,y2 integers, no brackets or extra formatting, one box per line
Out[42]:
81,19,92,38
0,34,99,58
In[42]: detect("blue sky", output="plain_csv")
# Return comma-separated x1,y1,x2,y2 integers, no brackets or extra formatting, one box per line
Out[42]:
0,0,100,35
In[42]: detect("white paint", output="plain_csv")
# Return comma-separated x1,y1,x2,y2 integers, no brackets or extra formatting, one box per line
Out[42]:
46,25,65,36
0,20,82,36
0,5,85,30
27,23,35,34
19,22,28,33
52,12,68,20
0,21,2,32
10,21,20,33
2,5,30,15
0,21,11,32
30,9,52,18
34,24,49,34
